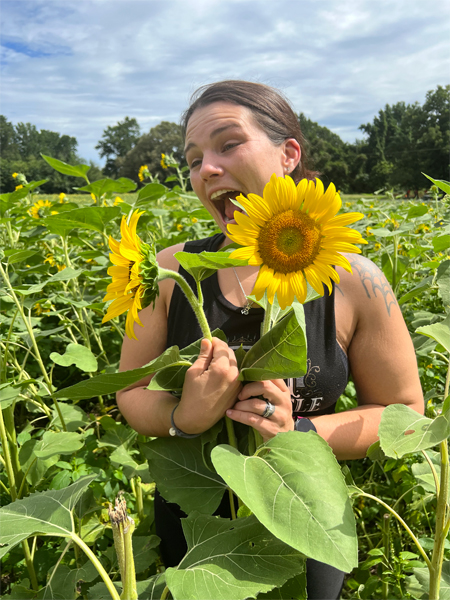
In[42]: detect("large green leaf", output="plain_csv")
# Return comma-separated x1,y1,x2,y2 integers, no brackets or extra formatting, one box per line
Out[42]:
406,561,450,599
174,250,247,283
416,314,450,353
50,343,98,372
0,476,96,558
34,431,85,459
36,561,98,600
422,173,450,196
87,574,166,600
76,177,136,197
43,207,121,235
379,403,450,458
19,439,60,486
211,432,357,573
140,436,227,515
239,304,307,381
433,235,450,253
136,182,167,203
165,513,306,600
54,346,181,399
41,154,90,179
147,362,191,393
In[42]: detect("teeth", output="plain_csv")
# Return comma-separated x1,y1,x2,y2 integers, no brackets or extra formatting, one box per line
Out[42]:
210,189,237,201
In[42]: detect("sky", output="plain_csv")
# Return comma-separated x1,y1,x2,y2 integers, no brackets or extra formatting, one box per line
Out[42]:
1,0,449,166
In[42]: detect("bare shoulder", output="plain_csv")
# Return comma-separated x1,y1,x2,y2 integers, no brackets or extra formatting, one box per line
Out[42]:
157,242,185,270
336,253,398,319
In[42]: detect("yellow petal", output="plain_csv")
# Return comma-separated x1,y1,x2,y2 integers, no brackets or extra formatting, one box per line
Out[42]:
276,273,295,309
229,246,258,261
289,272,307,303
326,212,365,227
321,241,363,253
251,265,273,300
102,294,134,322
233,210,261,235
303,266,326,296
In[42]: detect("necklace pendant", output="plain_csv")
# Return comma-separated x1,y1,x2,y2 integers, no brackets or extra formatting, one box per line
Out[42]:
241,303,251,316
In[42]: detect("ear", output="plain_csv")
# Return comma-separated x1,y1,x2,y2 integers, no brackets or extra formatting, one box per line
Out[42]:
282,138,301,174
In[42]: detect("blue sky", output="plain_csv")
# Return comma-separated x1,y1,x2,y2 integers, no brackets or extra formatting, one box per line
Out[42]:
1,0,449,165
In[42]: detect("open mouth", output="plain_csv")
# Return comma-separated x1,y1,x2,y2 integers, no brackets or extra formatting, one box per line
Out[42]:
210,189,245,225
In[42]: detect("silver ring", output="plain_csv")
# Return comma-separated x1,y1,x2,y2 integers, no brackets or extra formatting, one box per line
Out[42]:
262,400,275,419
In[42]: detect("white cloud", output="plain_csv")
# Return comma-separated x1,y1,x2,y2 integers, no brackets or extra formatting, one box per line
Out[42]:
1,0,449,164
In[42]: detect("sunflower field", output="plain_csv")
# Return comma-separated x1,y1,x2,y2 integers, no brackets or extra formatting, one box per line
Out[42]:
0,156,449,600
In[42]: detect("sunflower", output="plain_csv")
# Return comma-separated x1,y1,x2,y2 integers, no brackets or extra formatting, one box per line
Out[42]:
227,174,366,310
102,210,159,340
29,199,54,219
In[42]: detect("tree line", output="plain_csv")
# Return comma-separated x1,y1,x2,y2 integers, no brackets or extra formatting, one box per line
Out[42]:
1,85,448,195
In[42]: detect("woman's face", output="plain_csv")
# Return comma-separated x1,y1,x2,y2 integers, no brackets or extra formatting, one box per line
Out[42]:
185,101,299,237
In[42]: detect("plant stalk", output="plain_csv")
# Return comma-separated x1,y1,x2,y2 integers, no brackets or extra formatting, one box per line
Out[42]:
429,439,449,600
158,268,212,340
71,532,121,600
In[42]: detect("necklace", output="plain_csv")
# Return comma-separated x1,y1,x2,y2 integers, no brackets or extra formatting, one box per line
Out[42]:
232,267,253,315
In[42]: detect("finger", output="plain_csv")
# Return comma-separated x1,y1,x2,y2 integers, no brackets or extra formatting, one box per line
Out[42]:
271,378,289,393
189,338,213,374
226,407,275,436
238,381,271,401
233,398,270,416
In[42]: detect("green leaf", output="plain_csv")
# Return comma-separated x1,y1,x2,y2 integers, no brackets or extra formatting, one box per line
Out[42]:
179,328,227,360
0,383,21,408
437,260,450,306
378,403,450,458
54,345,181,399
109,445,152,483
0,475,96,558
51,403,90,432
76,177,136,197
50,343,98,372
165,513,306,600
139,436,227,515
398,277,433,305
18,439,60,487
416,314,450,353
14,267,83,295
147,362,191,393
211,431,358,572
87,574,166,600
36,562,98,600
43,207,121,235
412,450,450,502
136,183,167,204
406,205,428,219
174,250,247,283
239,304,307,381
132,536,160,574
422,173,450,196
34,431,85,459
406,560,450,599
41,154,90,179
6,250,39,264
433,234,450,253
256,573,307,599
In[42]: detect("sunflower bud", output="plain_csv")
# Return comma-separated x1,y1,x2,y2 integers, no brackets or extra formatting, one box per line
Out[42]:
108,494,138,600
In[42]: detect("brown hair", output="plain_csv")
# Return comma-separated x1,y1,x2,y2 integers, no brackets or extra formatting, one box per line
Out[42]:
181,80,317,183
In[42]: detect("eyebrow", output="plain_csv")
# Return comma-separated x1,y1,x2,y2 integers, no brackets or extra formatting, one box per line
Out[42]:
184,123,243,154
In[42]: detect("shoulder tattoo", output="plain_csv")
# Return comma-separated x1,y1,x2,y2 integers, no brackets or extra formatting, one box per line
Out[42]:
340,255,398,316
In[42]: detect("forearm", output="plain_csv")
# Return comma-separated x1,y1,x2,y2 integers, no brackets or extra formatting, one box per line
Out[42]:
117,387,178,437
310,404,386,461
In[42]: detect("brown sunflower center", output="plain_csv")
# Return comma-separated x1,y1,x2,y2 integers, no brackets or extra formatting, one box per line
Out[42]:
257,209,322,273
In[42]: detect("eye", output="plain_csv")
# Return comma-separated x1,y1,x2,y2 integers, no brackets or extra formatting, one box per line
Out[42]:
222,142,239,152
189,158,202,170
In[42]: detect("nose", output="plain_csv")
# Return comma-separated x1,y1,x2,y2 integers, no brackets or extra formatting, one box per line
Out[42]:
199,152,223,181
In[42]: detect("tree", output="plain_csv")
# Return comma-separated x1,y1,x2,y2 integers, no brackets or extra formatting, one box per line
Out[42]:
95,117,141,178
119,121,186,185
0,116,98,193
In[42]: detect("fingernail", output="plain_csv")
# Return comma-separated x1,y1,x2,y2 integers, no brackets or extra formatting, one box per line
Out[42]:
226,410,233,416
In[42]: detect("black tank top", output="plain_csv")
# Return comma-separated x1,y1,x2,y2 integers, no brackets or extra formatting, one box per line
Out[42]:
167,233,349,416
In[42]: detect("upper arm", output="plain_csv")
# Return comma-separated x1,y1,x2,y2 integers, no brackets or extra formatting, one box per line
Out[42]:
338,254,424,414
116,242,184,395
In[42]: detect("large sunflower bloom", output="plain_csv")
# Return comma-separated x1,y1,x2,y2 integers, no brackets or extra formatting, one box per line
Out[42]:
102,210,158,340
227,174,367,310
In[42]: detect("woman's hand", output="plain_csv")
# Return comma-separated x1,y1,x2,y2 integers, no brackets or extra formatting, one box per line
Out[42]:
226,379,294,442
174,337,242,434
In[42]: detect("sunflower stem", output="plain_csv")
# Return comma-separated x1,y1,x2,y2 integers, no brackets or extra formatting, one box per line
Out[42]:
261,301,274,336
158,268,212,341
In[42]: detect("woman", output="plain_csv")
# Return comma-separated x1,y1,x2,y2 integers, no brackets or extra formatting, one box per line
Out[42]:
117,81,424,599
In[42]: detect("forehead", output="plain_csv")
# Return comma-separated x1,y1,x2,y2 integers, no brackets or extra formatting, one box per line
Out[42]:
185,102,262,148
